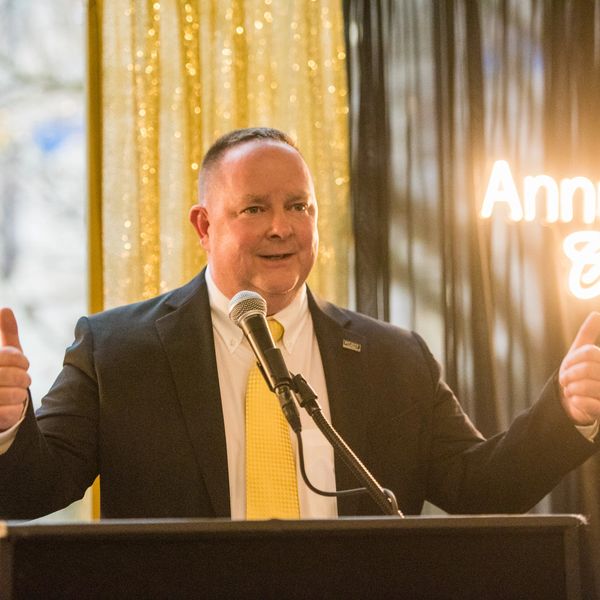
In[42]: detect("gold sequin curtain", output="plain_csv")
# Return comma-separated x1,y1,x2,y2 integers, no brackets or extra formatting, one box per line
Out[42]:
95,0,351,309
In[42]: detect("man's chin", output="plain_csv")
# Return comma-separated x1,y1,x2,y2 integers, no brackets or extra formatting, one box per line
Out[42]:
251,281,303,311
251,277,300,296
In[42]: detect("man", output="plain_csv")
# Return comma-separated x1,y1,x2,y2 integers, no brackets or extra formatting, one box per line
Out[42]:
0,127,599,520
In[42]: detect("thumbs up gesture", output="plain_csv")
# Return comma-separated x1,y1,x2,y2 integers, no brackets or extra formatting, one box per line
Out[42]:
0,308,31,431
559,312,600,426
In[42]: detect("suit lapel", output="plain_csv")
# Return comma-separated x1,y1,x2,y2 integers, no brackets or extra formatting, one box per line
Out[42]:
308,292,368,516
155,271,230,517
152,278,370,518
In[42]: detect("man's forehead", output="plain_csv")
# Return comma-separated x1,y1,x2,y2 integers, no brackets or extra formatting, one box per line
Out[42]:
214,140,313,188
202,138,313,202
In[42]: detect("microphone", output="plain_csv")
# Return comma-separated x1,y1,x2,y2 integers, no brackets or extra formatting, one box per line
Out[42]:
229,291,402,516
228,291,301,432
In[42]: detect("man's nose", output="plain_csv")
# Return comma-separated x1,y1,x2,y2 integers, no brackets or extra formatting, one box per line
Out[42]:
267,210,293,238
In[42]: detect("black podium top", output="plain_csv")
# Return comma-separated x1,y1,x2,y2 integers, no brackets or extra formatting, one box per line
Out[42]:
0,514,589,599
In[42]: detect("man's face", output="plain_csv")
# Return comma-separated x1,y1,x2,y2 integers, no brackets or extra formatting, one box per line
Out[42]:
190,140,319,314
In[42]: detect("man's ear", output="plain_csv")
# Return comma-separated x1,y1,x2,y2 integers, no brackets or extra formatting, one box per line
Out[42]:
189,204,210,251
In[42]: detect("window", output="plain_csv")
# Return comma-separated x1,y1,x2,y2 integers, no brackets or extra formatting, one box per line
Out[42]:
0,0,90,521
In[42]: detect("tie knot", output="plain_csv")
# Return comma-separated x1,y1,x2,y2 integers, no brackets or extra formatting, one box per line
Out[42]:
268,318,284,342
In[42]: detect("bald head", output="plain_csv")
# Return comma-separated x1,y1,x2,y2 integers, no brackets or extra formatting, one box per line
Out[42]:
198,127,299,203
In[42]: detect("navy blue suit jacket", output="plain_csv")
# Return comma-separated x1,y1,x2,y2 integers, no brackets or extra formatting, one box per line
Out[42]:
0,270,596,519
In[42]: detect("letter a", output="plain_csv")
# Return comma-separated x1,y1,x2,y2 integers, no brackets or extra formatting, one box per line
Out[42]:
480,160,524,221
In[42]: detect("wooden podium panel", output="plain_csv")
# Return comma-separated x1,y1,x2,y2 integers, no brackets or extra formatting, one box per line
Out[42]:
0,515,588,599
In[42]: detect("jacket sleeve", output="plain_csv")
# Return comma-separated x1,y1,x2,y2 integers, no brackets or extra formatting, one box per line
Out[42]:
0,317,99,519
418,333,599,513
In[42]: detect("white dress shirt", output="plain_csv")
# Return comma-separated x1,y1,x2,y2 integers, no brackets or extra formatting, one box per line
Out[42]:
206,268,338,519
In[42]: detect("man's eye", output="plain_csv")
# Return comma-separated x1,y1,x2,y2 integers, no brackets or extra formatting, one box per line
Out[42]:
243,206,262,215
291,203,308,212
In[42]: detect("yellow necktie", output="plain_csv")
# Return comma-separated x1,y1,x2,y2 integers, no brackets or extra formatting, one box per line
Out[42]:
245,319,300,519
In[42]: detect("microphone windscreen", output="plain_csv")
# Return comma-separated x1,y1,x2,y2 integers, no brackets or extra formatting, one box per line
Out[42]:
228,290,267,326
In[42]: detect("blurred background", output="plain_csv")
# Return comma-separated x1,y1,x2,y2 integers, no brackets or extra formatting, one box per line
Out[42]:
0,0,89,520
1,1,599,585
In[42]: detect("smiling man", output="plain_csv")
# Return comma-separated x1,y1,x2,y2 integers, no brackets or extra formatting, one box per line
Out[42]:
0,127,600,521
190,130,319,315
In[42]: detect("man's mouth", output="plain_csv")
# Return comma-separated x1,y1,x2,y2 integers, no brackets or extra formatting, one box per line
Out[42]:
260,253,293,261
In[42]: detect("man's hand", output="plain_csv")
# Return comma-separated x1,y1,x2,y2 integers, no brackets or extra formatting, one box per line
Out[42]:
559,311,600,426
0,308,30,431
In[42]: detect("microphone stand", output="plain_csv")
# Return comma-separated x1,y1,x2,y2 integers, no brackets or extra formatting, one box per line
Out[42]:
289,373,403,518
230,296,402,518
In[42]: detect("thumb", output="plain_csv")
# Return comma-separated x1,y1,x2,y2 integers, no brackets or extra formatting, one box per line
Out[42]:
0,307,23,351
568,311,600,353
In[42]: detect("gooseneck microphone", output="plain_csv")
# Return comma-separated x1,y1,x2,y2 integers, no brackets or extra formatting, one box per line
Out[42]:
228,290,301,432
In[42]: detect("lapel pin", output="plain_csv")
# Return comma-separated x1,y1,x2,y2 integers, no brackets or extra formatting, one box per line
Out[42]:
342,339,362,353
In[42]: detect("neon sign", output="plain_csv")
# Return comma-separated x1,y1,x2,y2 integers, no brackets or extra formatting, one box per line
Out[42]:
563,231,600,300
481,160,600,299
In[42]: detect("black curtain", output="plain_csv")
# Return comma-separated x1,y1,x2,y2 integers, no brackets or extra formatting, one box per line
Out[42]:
344,0,600,591
343,0,391,320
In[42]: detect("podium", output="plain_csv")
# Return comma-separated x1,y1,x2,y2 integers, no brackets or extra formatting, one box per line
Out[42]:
0,515,588,599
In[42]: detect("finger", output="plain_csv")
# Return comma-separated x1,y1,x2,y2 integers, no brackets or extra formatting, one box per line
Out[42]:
0,308,23,351
0,387,29,406
0,347,30,369
563,394,600,423
568,311,600,353
559,356,600,386
560,344,600,372
0,366,32,389
562,379,600,400
0,404,26,431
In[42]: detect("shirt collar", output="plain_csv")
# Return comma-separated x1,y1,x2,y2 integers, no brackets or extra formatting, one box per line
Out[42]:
206,266,309,355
